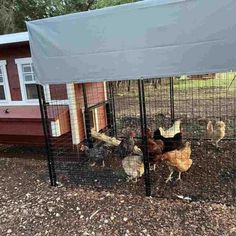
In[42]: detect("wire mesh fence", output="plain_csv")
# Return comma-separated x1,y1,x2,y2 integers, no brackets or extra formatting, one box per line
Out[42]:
39,73,236,204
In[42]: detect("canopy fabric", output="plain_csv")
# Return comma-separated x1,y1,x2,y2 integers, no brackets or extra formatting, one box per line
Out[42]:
27,0,236,85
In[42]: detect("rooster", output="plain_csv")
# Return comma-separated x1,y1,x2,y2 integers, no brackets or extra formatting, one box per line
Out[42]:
159,120,181,138
207,121,226,147
122,155,144,182
80,142,112,167
153,128,183,152
161,141,192,183
114,131,136,158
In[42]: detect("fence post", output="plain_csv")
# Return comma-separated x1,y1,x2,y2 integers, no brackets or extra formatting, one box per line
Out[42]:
138,80,151,197
37,84,57,186
170,77,175,123
82,83,93,148
108,82,117,137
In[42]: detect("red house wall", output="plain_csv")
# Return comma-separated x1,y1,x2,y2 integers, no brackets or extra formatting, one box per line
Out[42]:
0,43,30,100
0,41,107,145
49,84,68,100
0,42,69,145
75,82,107,141
0,43,68,102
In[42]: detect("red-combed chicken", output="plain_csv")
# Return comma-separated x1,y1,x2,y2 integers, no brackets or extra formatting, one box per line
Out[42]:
114,131,136,158
161,141,192,183
207,120,226,147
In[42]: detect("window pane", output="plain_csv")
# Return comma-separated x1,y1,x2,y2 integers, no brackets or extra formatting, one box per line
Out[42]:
26,84,38,99
22,64,32,73
24,74,34,82
0,85,5,100
0,76,3,83
0,67,2,76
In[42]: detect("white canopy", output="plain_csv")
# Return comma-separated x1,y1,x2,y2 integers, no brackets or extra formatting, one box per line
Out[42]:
27,0,236,85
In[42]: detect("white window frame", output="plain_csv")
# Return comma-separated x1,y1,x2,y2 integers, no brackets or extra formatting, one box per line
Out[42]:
15,57,69,105
0,60,11,103
15,57,38,104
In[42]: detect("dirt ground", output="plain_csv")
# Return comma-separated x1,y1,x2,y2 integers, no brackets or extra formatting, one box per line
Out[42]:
0,149,236,236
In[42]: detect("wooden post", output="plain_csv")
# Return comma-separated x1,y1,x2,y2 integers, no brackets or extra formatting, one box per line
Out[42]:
67,83,80,145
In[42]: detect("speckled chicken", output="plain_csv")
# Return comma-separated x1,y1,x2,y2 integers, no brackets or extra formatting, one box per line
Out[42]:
80,142,113,167
122,155,144,182
114,131,136,158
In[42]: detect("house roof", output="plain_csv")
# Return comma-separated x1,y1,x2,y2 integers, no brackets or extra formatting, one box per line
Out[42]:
27,0,236,85
0,32,29,45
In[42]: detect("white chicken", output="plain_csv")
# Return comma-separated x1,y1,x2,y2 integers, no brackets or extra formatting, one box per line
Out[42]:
159,120,181,138
122,155,144,182
207,120,226,147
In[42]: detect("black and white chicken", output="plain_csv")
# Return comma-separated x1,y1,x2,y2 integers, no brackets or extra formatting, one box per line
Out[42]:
153,128,183,152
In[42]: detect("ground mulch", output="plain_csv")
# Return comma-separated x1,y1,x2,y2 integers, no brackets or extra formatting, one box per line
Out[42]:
0,153,235,236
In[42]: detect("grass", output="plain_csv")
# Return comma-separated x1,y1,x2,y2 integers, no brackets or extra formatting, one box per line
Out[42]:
174,74,236,90
115,73,236,100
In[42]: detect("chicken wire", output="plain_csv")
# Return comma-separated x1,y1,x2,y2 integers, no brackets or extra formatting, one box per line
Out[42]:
38,74,236,204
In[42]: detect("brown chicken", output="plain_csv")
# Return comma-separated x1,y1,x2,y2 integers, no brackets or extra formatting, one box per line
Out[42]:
207,121,226,147
146,128,165,170
161,141,192,183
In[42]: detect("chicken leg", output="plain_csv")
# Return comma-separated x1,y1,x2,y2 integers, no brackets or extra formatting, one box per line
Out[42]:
126,176,138,183
177,172,182,181
149,163,156,171
165,167,174,183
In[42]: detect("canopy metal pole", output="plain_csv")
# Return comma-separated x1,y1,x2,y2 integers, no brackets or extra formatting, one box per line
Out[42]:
170,77,175,123
37,84,57,186
82,83,93,148
106,82,114,136
138,79,151,197
109,82,117,137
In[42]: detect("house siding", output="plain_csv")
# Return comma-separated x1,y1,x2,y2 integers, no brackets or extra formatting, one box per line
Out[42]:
0,43,30,100
0,38,107,146
49,84,68,100
75,82,107,141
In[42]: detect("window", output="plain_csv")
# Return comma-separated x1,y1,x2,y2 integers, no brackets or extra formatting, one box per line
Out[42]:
21,63,38,99
15,58,38,102
16,58,68,104
0,60,11,102
0,67,5,100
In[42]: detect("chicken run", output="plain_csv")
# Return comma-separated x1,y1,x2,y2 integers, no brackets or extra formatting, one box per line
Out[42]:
40,74,235,204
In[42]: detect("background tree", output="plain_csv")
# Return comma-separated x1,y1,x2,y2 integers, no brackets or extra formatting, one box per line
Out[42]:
0,0,139,34
0,0,17,34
